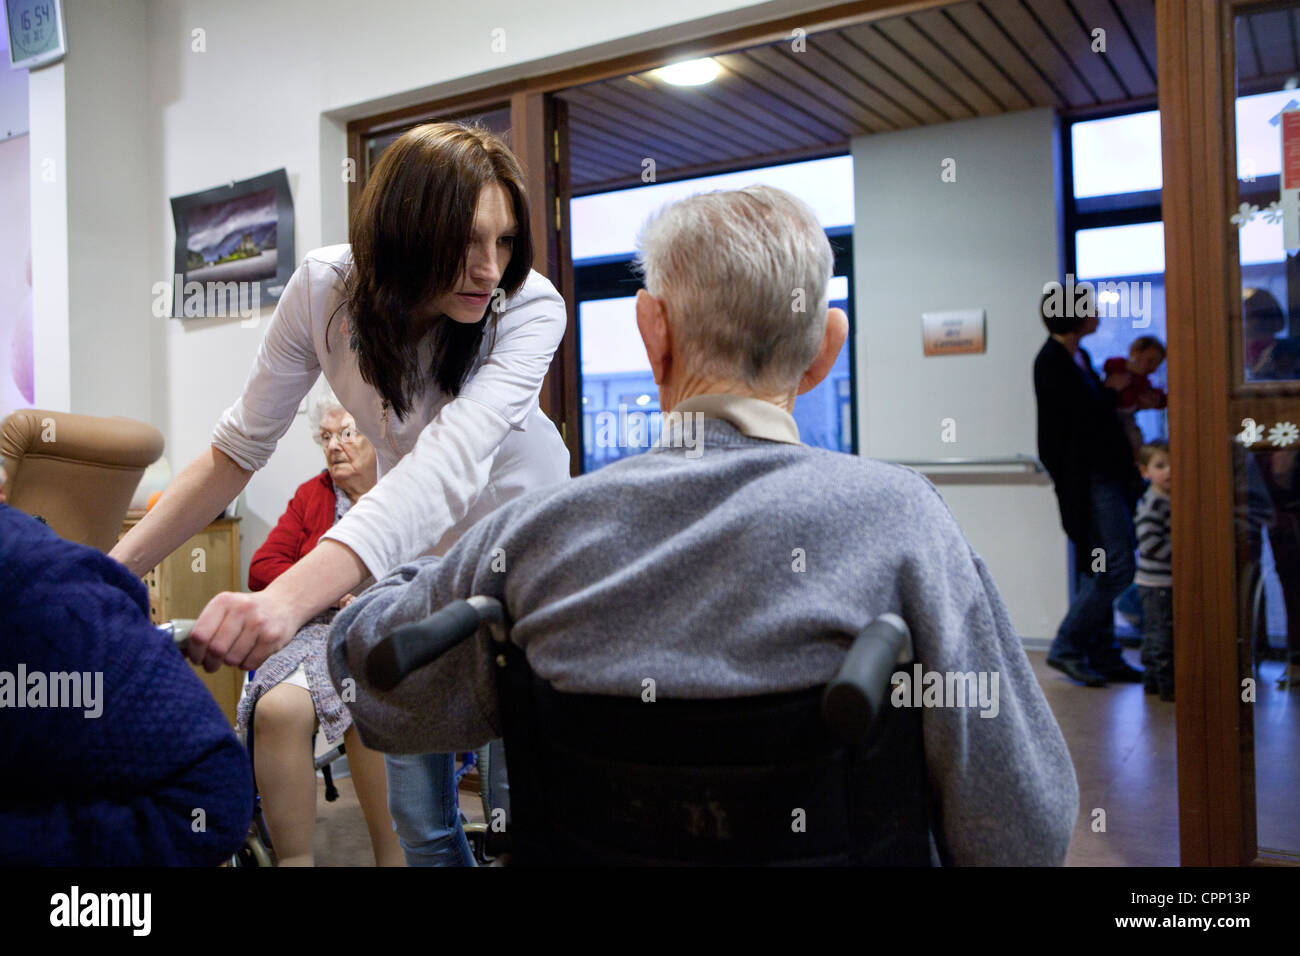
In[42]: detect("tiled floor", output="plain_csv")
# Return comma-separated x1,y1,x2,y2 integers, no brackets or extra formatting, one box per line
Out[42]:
306,649,1298,866
310,764,485,867
1033,648,1180,866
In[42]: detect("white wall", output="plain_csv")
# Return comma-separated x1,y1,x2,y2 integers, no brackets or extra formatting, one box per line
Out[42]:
31,0,842,580
28,0,152,420
0,135,30,417
27,60,68,412
0,13,32,420
852,107,1069,642
0,52,29,139
68,0,152,423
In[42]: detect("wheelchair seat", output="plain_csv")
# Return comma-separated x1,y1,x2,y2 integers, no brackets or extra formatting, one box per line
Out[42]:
368,599,934,866
494,640,932,866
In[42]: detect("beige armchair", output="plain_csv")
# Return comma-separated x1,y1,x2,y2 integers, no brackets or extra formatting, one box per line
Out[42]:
0,408,165,552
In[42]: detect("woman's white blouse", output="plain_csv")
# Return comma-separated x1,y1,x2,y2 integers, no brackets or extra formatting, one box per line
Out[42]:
211,244,571,579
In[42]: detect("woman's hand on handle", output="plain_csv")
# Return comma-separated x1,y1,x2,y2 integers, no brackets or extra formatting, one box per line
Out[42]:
186,538,372,672
187,590,300,672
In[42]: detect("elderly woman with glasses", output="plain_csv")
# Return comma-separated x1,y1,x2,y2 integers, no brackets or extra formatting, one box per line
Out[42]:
234,390,403,866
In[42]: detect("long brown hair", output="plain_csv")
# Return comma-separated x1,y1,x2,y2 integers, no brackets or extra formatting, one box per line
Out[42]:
332,122,533,419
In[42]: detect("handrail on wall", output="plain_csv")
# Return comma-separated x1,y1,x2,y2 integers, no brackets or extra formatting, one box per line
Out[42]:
888,454,1046,475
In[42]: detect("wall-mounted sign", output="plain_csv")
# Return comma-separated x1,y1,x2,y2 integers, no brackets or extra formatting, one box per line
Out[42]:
922,308,986,357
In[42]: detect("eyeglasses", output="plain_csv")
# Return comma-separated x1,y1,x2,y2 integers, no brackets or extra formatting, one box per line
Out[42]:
318,424,360,446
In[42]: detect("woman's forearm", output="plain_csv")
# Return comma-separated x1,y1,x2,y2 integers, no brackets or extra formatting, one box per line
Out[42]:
108,446,252,577
184,538,370,673
263,538,371,626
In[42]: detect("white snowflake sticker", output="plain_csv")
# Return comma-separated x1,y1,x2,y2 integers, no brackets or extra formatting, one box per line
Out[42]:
1268,421,1299,447
1263,200,1286,224
1231,202,1260,228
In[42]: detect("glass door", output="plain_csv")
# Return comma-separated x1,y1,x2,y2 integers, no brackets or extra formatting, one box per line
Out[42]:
1229,1,1300,859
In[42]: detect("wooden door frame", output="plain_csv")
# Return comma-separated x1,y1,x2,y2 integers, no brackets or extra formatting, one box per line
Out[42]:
1158,0,1300,866
508,90,578,457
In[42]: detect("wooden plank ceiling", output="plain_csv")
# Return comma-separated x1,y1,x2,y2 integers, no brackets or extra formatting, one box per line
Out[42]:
557,0,1157,193
1237,4,1300,92
559,0,1300,195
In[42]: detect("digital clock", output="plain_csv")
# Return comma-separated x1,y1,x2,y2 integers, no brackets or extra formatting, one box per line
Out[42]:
5,0,66,70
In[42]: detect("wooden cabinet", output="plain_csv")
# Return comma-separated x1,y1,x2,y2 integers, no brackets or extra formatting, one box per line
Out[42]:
119,512,244,725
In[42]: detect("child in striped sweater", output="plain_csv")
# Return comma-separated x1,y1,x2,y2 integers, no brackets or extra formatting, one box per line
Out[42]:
1135,441,1174,701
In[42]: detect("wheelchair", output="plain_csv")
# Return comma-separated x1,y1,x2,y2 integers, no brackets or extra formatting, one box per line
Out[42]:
365,597,933,866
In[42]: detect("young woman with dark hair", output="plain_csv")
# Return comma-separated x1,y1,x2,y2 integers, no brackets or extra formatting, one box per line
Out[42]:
111,122,570,864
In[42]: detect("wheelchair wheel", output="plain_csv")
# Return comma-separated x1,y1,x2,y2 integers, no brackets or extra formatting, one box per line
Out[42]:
230,824,275,868
463,820,489,864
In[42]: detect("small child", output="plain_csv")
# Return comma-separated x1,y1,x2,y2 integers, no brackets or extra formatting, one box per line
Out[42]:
1134,441,1174,701
1104,337,1168,462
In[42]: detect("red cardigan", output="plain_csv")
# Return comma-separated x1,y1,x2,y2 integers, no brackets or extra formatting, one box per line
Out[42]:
248,470,337,592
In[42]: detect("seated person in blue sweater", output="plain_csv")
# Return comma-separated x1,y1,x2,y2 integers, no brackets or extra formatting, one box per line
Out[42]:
0,459,253,865
329,185,1080,866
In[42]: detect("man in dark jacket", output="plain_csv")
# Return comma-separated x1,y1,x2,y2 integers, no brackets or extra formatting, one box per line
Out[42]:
0,460,254,865
1033,288,1146,687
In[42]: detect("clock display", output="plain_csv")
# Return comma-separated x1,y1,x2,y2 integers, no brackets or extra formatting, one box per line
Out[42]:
6,0,65,69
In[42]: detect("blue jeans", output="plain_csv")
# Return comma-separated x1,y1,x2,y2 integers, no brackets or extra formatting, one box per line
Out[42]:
384,742,510,867
385,752,473,866
1138,585,1174,691
1049,475,1136,671
1116,581,1144,628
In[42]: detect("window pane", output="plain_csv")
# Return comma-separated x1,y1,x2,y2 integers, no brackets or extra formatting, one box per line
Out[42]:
1236,88,1300,180
1233,91,1300,383
1072,274,1168,446
1074,226,1168,447
1075,221,1166,279
570,155,854,263
579,296,657,473
793,277,852,453
1070,111,1162,198
1070,92,1300,200
579,278,852,473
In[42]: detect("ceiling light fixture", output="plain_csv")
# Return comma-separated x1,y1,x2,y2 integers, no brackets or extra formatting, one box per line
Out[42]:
653,58,720,86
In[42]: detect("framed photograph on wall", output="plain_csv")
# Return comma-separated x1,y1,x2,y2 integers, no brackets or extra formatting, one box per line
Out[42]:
167,168,294,320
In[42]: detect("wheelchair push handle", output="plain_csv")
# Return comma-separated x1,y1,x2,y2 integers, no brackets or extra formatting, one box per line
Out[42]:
821,613,912,746
159,619,197,649
366,598,496,692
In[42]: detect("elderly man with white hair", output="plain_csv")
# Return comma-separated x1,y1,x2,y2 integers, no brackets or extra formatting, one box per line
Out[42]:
328,185,1079,866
